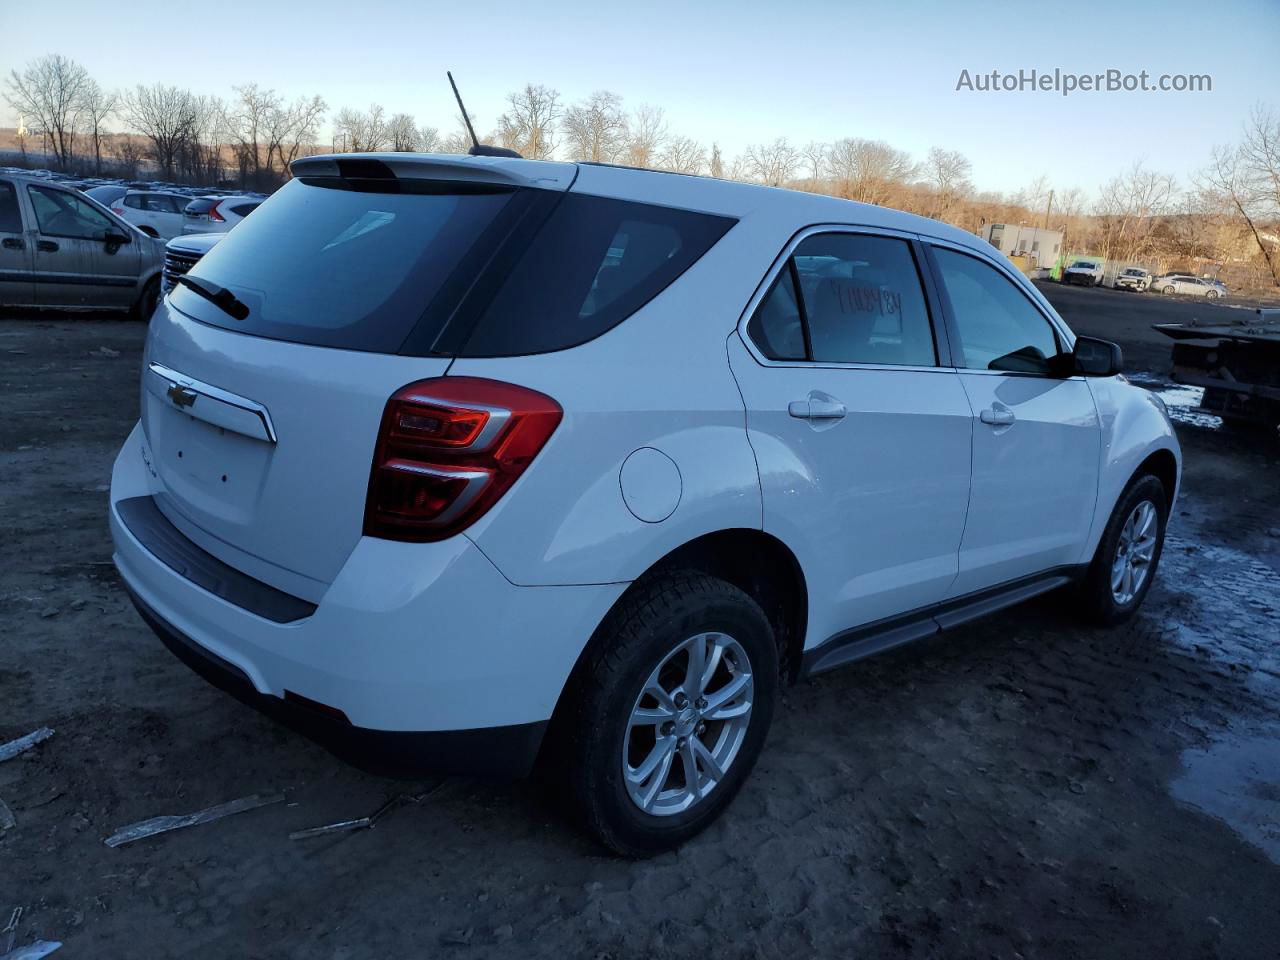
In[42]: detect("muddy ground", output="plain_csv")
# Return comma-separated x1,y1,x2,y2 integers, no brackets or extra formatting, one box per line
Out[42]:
1,285,1278,959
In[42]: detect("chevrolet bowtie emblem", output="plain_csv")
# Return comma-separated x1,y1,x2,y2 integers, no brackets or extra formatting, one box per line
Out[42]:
167,383,198,408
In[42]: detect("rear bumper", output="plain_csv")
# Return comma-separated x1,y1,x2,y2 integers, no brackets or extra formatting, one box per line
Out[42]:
125,585,547,778
109,422,627,774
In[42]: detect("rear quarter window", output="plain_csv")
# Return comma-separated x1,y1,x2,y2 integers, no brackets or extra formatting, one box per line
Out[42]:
453,193,734,357
0,182,21,233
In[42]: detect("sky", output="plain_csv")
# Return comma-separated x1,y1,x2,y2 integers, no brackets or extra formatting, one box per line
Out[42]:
2,0,1277,198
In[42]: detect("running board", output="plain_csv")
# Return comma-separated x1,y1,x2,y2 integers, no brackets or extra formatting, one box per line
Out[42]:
800,567,1083,678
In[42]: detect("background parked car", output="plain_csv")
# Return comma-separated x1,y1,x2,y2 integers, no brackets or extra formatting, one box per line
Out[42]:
1155,275,1223,299
0,173,163,316
83,184,129,208
110,190,193,239
182,195,262,234
1114,267,1151,292
162,232,224,292
1062,259,1104,286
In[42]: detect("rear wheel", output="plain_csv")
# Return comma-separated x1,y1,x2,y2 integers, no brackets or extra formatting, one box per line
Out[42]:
1078,474,1167,625
555,571,777,857
1162,285,1176,295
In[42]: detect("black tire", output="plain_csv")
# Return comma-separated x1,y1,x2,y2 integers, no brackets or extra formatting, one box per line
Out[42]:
132,276,160,322
1078,474,1168,625
554,570,778,857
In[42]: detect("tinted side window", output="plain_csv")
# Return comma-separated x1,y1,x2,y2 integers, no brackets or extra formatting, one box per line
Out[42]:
124,194,145,209
746,266,805,361
933,247,1060,374
792,233,935,366
0,182,21,233
458,193,735,357
27,186,113,240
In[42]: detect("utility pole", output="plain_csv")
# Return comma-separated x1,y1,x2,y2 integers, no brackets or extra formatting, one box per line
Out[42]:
1041,189,1054,231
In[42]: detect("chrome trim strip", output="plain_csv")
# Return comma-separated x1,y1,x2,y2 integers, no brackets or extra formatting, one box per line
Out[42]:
147,361,278,443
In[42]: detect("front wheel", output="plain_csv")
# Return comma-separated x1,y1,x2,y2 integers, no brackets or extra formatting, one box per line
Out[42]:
1078,474,1168,625
555,571,778,857
131,276,160,321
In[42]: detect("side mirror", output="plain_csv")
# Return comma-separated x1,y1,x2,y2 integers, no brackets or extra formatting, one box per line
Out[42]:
1071,336,1123,377
102,230,130,255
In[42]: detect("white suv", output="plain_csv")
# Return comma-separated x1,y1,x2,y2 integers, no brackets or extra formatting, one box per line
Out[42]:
109,153,1181,856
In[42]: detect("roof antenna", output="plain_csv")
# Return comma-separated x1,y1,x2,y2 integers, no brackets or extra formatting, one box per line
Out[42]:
447,71,522,159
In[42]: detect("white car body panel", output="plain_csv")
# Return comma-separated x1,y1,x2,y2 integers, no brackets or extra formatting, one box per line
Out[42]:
729,334,973,644
948,371,1101,593
111,421,626,730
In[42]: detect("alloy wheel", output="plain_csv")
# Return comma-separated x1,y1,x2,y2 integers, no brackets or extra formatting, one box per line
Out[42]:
1111,500,1158,605
622,632,754,817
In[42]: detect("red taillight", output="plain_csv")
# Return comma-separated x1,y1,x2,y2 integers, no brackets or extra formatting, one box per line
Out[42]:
208,203,225,223
363,377,562,542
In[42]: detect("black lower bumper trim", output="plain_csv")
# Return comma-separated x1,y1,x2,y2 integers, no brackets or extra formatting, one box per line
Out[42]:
116,495,316,624
125,587,548,779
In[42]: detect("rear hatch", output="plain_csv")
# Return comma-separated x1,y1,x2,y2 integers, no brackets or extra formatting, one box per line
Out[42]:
143,155,575,599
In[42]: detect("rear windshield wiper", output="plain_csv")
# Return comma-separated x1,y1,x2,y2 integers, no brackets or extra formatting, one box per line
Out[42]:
174,274,250,321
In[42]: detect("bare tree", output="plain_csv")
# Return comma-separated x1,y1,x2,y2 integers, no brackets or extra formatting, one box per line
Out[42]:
801,141,827,188
709,143,724,179
497,84,559,160
924,147,973,221
79,79,116,174
387,112,420,151
563,91,626,163
122,83,198,178
828,138,915,205
418,125,441,153
227,83,277,183
1200,139,1280,287
5,54,91,167
745,138,799,186
268,94,326,172
622,105,667,168
109,134,144,178
1093,161,1177,264
659,136,706,175
334,104,388,152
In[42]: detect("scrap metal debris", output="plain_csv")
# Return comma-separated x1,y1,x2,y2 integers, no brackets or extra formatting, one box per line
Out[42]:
0,728,54,764
289,796,405,840
0,941,62,960
0,800,14,832
289,784,445,841
104,793,284,848
3,909,21,954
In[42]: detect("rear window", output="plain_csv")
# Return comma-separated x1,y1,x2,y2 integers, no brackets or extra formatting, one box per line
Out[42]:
230,202,260,217
184,198,218,215
173,177,734,357
174,178,520,353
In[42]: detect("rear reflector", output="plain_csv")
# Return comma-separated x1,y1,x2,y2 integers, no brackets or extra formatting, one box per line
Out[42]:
363,377,561,542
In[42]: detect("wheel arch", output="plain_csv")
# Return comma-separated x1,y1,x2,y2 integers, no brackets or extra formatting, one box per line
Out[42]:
546,528,810,741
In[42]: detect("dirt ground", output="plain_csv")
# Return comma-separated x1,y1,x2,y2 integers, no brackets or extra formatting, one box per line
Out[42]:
2,285,1279,959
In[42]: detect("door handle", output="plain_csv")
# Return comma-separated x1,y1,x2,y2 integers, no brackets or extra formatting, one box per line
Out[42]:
980,407,1016,426
1,237,23,250
37,240,59,252
789,398,847,420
